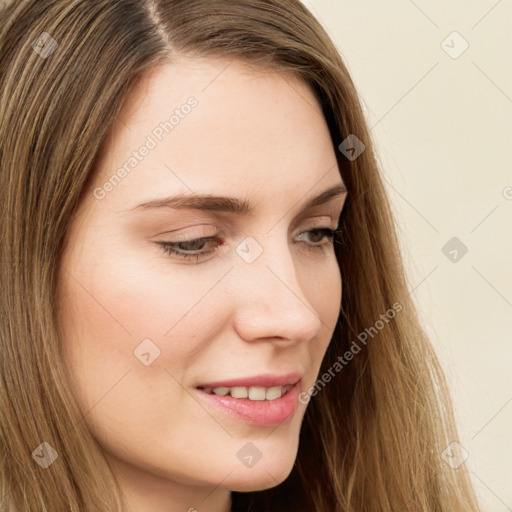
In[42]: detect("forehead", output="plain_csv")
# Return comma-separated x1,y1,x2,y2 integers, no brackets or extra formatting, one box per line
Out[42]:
86,56,343,212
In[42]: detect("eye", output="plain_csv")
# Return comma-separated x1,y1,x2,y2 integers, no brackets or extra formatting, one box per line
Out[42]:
295,227,340,253
159,236,221,262
157,227,342,262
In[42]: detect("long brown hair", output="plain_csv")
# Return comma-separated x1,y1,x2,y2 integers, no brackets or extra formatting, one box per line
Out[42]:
0,1,481,510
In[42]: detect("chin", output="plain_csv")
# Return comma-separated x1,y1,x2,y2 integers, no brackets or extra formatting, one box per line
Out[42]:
225,459,295,493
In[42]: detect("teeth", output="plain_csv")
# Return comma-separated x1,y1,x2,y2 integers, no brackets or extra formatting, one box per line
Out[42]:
202,384,293,401
231,386,248,399
264,386,282,400
248,386,266,400
209,386,229,396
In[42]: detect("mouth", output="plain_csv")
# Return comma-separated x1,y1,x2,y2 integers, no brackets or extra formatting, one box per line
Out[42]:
194,371,302,393
196,383,295,401
194,379,302,427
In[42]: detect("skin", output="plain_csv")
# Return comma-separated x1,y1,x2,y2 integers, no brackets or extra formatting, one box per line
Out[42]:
56,56,347,512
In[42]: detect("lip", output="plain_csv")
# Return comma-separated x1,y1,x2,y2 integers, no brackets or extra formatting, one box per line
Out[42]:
195,372,302,389
194,379,302,427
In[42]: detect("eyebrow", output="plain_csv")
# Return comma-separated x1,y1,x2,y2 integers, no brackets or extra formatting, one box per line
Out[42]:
131,183,348,216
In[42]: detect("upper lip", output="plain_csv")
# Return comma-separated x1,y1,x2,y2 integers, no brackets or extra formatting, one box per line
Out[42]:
196,372,302,389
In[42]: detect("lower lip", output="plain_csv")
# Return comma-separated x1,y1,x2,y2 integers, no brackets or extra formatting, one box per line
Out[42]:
195,380,301,427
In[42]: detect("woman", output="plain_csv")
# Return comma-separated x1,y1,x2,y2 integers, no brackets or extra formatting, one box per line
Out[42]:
0,1,482,511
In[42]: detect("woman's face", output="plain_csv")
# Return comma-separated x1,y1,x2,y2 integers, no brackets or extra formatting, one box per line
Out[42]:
57,56,347,510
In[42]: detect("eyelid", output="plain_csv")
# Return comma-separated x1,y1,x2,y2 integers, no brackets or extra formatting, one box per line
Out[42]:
156,214,337,240
157,225,218,241
295,215,338,232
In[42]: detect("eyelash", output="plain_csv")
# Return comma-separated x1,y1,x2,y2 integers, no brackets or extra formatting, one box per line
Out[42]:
158,227,342,262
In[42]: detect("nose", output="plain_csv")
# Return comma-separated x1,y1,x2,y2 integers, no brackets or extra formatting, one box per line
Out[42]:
230,236,324,346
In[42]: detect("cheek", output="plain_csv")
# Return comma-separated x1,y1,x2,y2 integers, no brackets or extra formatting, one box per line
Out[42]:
57,266,208,464
305,257,342,366
56,241,229,414
308,255,342,325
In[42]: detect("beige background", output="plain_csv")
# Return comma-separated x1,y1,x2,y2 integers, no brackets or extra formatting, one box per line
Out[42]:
302,1,512,510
